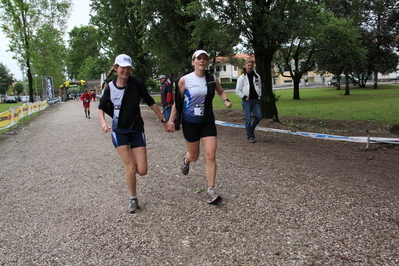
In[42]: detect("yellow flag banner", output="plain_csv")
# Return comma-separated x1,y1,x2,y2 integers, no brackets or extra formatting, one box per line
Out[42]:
0,100,49,130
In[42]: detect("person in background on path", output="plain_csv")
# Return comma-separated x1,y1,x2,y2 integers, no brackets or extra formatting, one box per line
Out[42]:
80,89,92,119
91,91,96,102
166,50,232,204
235,60,262,143
158,75,174,121
98,54,168,213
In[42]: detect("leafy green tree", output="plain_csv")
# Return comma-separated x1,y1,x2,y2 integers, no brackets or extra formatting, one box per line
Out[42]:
207,0,318,121
90,0,238,86
91,0,154,83
325,0,399,89
77,56,108,81
30,23,68,98
13,81,23,95
353,31,399,88
314,15,366,95
361,0,399,89
324,0,364,21
143,0,201,78
275,42,316,100
0,0,71,101
145,78,159,93
67,25,101,80
0,63,14,95
273,2,325,100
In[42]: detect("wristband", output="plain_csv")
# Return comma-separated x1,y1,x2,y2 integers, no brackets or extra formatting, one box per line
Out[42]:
223,99,230,102
161,117,167,123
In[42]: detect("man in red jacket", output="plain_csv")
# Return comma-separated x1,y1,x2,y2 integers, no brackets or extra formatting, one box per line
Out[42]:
158,75,174,120
80,90,92,118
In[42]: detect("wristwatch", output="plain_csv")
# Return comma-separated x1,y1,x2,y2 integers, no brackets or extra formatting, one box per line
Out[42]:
224,99,230,102
161,117,167,123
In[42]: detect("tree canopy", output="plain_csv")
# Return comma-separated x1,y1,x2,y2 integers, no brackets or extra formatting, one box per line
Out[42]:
0,0,398,111
67,25,101,80
0,0,71,101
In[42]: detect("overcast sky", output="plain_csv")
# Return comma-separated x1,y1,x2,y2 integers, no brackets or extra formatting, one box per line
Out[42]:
0,0,91,80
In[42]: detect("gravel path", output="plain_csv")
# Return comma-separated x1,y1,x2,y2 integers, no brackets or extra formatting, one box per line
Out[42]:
1,100,399,265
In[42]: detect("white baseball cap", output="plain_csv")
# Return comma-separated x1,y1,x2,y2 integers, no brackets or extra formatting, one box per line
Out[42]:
192,50,209,60
114,54,133,68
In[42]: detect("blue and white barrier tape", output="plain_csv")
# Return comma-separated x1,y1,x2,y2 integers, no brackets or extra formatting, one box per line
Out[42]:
215,120,399,144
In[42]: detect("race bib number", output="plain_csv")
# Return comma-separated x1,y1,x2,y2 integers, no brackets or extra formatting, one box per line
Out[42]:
194,103,205,117
84,100,89,102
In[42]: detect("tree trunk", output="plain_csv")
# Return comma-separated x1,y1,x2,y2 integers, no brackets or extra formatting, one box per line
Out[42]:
255,49,279,121
293,76,301,100
27,60,35,102
344,73,350,96
336,74,341,91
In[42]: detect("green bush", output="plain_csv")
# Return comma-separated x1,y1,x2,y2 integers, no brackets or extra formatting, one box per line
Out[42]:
146,78,160,93
220,82,236,89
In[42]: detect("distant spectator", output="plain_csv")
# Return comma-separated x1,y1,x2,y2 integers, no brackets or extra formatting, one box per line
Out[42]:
235,59,262,143
158,75,174,120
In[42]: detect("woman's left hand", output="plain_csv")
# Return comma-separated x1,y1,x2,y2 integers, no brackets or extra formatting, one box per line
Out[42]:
164,121,175,132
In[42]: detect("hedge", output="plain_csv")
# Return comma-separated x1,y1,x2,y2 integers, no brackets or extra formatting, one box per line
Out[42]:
220,82,236,89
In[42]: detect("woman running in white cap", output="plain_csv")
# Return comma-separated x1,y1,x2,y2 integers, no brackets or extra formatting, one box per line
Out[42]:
98,54,168,213
166,49,232,204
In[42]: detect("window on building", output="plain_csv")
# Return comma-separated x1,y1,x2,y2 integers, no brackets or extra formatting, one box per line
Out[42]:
216,66,220,72
223,65,226,71
234,66,237,71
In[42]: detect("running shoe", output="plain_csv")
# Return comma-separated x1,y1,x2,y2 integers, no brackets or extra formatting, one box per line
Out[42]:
181,156,190,175
248,138,256,143
128,199,139,213
207,187,222,204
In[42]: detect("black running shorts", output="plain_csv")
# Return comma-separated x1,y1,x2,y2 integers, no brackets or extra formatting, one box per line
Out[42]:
182,120,217,142
111,130,146,148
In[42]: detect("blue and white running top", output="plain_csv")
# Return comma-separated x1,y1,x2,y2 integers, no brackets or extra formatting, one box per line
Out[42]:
109,81,127,132
183,72,208,124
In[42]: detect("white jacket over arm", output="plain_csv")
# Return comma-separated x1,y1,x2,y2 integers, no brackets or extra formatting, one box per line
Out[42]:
235,72,262,99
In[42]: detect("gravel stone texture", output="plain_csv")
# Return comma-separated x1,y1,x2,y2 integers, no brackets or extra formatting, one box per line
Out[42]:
1,100,398,265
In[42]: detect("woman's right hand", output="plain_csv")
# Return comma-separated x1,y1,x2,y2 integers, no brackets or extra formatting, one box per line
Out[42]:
101,123,112,133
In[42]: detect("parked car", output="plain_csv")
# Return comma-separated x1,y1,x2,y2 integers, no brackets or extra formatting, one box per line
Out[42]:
330,75,359,86
20,95,29,103
3,95,19,103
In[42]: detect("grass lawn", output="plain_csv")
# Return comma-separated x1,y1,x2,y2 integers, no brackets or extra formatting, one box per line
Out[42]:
212,84,399,125
0,103,22,113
